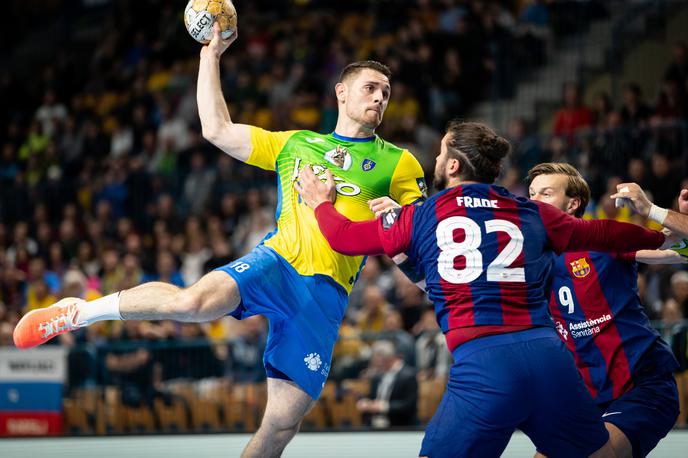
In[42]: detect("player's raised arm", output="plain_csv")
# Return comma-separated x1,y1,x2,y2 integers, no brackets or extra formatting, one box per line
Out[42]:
197,22,252,162
534,200,669,254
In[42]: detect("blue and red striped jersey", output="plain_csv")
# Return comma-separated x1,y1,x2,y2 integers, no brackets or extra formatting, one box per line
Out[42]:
549,251,678,403
313,183,665,350
373,184,665,350
400,184,555,334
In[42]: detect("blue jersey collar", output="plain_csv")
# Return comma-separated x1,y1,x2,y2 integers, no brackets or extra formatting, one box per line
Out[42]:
331,132,376,142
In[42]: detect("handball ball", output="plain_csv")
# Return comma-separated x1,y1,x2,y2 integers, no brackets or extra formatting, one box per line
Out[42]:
184,0,237,44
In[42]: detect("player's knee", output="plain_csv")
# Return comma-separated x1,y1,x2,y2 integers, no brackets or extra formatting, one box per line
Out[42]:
262,410,302,435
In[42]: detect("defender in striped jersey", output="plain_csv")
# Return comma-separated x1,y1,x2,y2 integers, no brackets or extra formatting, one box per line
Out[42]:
296,121,679,457
528,163,682,458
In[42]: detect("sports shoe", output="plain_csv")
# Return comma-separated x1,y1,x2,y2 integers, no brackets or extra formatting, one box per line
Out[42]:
13,297,85,349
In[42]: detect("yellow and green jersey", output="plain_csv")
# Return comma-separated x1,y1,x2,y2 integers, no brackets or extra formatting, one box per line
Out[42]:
247,127,426,293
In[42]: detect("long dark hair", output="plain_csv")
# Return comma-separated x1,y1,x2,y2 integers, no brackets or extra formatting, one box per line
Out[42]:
445,120,511,183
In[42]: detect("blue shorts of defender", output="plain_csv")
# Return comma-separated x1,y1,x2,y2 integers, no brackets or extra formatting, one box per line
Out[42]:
420,328,609,458
597,361,679,457
216,245,348,399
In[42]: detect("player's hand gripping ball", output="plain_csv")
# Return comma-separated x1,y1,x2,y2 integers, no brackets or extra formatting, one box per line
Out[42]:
184,0,237,44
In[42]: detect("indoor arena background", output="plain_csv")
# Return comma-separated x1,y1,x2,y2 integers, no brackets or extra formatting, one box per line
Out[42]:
1,0,688,456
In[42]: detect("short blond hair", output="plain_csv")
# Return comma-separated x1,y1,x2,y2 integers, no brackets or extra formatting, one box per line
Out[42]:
527,163,590,218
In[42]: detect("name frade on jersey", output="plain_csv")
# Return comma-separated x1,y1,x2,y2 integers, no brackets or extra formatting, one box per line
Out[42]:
455,196,499,209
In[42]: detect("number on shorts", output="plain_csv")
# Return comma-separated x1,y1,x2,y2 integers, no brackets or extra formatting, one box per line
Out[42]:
558,286,575,314
230,262,251,273
436,216,525,284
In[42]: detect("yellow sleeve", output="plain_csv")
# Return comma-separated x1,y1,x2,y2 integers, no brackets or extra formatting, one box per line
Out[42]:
390,149,427,205
247,126,299,171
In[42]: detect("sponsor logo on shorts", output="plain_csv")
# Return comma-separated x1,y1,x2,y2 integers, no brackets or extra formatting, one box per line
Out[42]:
304,353,322,371
601,411,622,418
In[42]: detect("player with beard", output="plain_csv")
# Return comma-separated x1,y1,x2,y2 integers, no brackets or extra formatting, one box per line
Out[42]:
295,120,681,457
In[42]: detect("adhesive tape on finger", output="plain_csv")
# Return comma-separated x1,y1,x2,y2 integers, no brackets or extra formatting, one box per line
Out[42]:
615,186,630,208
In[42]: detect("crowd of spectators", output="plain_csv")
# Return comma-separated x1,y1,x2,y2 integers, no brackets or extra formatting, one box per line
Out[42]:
0,0,687,428
509,40,688,204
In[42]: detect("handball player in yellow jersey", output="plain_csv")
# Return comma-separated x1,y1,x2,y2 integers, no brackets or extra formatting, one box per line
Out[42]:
13,23,426,457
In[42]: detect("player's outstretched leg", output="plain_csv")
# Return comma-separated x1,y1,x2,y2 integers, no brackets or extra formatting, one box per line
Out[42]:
242,378,315,458
13,271,240,349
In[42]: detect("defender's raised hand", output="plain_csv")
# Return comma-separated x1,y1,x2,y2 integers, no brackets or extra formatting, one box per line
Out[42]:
611,182,653,217
294,166,337,209
368,196,401,218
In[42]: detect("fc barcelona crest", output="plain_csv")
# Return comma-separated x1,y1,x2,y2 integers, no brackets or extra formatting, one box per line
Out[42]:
570,257,591,278
324,145,352,171
361,158,376,172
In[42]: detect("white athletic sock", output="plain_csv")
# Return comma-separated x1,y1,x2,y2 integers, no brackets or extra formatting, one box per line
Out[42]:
77,292,123,326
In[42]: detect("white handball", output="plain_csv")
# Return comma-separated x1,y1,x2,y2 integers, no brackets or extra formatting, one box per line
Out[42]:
184,0,237,44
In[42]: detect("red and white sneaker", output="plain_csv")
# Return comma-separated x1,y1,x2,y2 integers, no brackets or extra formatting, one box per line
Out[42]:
13,297,85,349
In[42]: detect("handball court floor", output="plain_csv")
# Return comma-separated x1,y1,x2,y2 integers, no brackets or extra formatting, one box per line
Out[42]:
1,431,687,457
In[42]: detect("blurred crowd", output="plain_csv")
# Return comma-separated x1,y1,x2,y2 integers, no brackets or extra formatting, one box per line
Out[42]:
0,0,687,428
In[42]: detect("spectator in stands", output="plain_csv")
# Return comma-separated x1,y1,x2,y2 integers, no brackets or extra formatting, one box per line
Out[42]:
231,189,274,256
203,237,234,272
143,250,184,288
553,83,592,138
655,78,686,120
100,247,124,295
506,117,541,174
182,151,217,216
166,322,223,380
621,83,653,127
664,41,688,87
357,285,392,334
665,270,688,319
414,308,453,381
25,278,56,312
591,91,613,129
392,269,429,332
378,310,416,367
625,158,649,191
331,316,370,382
646,152,683,208
61,268,102,303
104,320,157,406
181,233,210,286
226,315,268,383
356,340,417,428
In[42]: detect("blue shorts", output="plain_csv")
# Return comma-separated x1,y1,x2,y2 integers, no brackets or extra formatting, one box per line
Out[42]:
420,328,609,458
597,365,679,457
215,245,348,399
